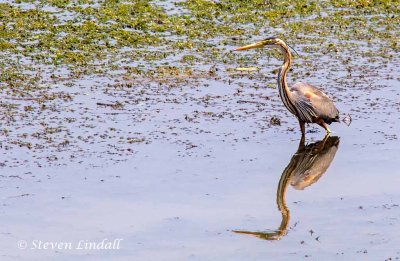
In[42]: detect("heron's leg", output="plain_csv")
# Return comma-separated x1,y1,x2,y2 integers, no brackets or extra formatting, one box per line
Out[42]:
317,119,331,134
299,134,306,150
322,122,332,134
313,133,331,153
299,120,305,137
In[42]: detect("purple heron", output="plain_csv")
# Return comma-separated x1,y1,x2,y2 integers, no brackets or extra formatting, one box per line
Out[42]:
234,37,340,136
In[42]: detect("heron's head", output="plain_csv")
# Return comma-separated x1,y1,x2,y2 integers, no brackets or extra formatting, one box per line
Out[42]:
234,36,282,51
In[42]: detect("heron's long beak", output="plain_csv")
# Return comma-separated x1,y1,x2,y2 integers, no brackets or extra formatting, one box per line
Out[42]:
234,41,265,51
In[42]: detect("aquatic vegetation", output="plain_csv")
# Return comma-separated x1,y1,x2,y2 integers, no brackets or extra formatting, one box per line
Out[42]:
0,0,398,166
0,1,397,74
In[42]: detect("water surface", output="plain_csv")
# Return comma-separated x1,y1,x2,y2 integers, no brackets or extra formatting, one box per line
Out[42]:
0,1,399,260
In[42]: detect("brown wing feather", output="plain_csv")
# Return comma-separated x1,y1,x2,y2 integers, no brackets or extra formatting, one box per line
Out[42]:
290,82,339,124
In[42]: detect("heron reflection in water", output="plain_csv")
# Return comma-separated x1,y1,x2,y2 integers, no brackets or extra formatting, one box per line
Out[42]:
234,135,340,240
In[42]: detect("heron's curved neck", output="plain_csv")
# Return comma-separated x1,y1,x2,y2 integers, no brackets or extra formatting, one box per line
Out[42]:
277,44,296,115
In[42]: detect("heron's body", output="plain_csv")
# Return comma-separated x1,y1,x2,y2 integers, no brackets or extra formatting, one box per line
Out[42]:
235,37,340,136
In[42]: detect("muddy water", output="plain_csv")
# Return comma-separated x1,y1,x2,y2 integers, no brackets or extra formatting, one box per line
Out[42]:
1,68,399,260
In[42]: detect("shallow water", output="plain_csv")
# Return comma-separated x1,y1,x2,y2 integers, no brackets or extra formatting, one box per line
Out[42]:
1,1,399,260
1,74,399,260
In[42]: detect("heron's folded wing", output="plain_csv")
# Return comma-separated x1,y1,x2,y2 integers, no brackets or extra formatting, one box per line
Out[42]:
292,97,317,122
291,82,339,122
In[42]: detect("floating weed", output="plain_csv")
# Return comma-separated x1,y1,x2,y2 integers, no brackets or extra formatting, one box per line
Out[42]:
0,0,398,166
